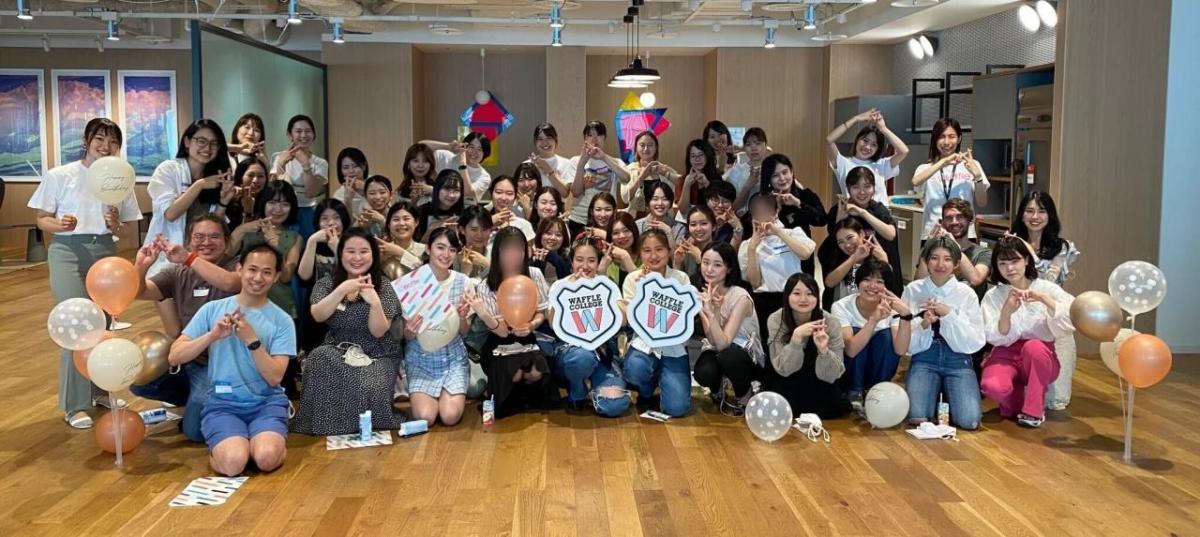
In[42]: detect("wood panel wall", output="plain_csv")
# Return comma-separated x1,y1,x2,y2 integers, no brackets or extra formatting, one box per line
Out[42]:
421,50,548,177
323,42,419,189
1051,0,1172,336
546,47,588,155
585,54,707,174
0,49,192,251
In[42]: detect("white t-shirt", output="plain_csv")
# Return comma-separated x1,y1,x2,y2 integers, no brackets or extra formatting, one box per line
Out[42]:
833,153,894,205
526,154,574,188
434,149,491,201
271,151,329,208
144,159,221,276
562,156,618,225
831,293,892,333
27,160,143,236
723,159,757,197
736,223,816,293
915,161,989,239
331,185,369,216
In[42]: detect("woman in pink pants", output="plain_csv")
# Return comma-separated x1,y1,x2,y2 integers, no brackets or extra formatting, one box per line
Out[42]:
980,237,1074,428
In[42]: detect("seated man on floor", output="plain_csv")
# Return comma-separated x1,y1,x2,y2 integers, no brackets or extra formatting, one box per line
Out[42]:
168,244,295,477
133,213,241,441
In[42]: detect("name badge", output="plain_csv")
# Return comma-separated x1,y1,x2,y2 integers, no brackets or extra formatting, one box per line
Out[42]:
192,287,211,298
214,381,233,394
336,302,347,312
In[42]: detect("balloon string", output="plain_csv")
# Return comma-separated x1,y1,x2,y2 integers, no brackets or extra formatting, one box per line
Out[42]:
111,391,124,469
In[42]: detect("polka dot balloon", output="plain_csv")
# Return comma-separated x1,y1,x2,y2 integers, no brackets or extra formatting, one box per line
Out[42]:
745,391,793,442
1107,261,1167,316
46,298,108,351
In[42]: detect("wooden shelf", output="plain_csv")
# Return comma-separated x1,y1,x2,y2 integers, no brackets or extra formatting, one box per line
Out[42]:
977,217,1011,229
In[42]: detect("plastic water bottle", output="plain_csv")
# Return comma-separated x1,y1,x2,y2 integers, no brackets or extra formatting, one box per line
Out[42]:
400,419,428,437
359,410,372,441
139,408,167,425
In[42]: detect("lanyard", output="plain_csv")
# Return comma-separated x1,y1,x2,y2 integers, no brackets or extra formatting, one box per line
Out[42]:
939,163,959,200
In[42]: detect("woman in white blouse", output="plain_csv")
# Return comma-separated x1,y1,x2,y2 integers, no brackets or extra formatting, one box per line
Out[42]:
144,118,234,277
911,118,989,240
894,237,987,430
269,114,329,240
980,237,1075,428
738,192,816,353
28,118,142,429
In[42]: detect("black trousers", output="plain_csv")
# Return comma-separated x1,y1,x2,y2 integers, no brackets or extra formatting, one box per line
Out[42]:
693,346,763,398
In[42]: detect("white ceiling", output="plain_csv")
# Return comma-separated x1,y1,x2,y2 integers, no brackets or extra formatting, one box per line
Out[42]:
0,0,1027,51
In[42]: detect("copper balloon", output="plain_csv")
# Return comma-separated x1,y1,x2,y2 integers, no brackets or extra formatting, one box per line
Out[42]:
497,275,538,330
71,330,116,380
94,409,147,454
132,331,172,386
1069,291,1123,342
1118,334,1173,389
381,256,407,281
85,256,139,316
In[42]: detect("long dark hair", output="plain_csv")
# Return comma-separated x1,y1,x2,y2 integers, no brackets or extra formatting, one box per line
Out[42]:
1011,190,1065,260
927,118,963,162
759,153,800,196
231,113,265,146
176,118,232,179
586,192,618,234
313,198,351,233
331,227,385,291
429,169,465,216
530,186,564,230
485,226,530,291
697,242,741,288
535,216,570,257
703,120,735,165
684,139,721,183
399,143,436,200
778,272,824,344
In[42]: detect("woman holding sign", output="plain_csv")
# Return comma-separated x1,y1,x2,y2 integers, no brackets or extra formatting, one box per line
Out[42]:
464,227,560,418
693,243,764,416
619,228,695,417
401,227,474,427
551,237,631,416
30,118,142,429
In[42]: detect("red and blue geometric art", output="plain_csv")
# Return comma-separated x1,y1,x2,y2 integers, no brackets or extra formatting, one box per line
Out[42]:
459,91,515,141
614,91,669,163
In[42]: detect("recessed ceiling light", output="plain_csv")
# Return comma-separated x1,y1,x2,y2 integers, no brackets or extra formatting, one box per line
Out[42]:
1036,0,1058,28
1018,4,1040,31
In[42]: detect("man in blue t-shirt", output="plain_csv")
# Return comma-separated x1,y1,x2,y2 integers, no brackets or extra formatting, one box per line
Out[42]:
169,244,296,476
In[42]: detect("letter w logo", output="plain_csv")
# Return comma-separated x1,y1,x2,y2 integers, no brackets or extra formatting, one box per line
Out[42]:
571,308,603,332
647,305,678,333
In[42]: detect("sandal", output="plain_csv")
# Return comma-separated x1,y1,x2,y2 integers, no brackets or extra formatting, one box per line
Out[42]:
65,411,94,429
93,396,128,409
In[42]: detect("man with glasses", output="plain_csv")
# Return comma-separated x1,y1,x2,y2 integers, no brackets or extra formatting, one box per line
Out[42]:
131,213,242,441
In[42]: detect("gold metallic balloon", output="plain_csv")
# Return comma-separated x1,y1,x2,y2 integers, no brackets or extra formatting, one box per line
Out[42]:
132,331,172,386
381,256,408,281
1069,291,1123,342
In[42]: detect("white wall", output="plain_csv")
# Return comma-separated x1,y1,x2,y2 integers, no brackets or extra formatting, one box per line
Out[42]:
1157,0,1200,352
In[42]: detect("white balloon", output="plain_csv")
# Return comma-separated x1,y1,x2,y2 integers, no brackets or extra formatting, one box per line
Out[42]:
475,90,491,105
639,91,656,108
1099,328,1139,378
87,338,144,392
47,298,108,351
745,391,793,442
1107,261,1166,315
864,382,909,429
417,309,459,352
85,156,136,205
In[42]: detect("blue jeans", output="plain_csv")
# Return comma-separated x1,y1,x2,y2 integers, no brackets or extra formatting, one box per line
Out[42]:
555,344,630,417
845,328,900,396
905,339,981,430
129,362,211,442
620,348,691,417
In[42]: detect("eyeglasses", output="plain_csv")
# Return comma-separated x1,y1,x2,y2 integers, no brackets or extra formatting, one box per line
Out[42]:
190,137,217,149
709,198,732,207
191,232,224,242
266,200,291,208
465,144,484,153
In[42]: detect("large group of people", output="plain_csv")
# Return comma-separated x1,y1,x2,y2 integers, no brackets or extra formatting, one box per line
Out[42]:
32,110,1080,476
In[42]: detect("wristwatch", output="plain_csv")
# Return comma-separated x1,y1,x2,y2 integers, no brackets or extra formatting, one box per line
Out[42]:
897,313,915,321
246,340,262,351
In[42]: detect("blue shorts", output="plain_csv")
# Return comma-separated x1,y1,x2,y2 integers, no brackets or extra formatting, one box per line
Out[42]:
200,395,290,451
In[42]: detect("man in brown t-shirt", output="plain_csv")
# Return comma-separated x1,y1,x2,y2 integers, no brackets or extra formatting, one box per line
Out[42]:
132,214,241,441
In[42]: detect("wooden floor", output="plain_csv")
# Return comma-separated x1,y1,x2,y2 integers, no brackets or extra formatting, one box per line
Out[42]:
1,264,1198,537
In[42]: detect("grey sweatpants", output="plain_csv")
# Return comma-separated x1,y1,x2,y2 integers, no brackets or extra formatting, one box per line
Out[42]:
48,234,114,415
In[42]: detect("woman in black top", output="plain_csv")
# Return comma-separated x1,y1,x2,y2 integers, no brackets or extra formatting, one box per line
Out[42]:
746,153,827,275
824,166,903,295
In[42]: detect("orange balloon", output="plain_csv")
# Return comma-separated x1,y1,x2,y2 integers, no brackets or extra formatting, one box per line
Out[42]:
70,330,115,380
94,408,147,454
86,256,139,316
497,275,538,330
1117,334,1173,389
